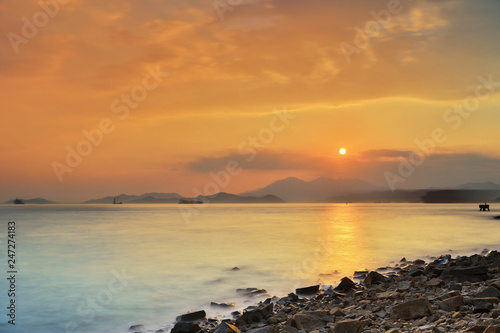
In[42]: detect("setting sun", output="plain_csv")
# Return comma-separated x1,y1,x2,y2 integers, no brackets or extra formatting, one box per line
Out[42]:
339,148,346,155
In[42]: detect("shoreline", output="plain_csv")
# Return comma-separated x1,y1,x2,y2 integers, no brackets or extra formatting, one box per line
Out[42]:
135,249,500,333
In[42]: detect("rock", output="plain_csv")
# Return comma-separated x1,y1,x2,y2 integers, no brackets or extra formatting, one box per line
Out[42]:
363,271,387,285
334,277,356,292
333,319,363,333
468,297,500,305
473,302,493,313
438,296,464,312
296,285,320,295
247,325,278,333
129,325,146,332
441,265,488,282
426,278,444,287
408,268,424,277
330,307,345,316
211,302,235,308
214,322,240,333
484,326,500,333
293,314,324,331
281,327,299,333
232,267,240,271
476,286,500,298
466,326,489,333
396,281,411,291
176,310,206,322
288,293,299,302
235,303,273,327
390,297,433,320
171,322,201,333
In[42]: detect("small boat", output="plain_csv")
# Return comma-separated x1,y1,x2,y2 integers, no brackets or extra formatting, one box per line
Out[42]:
113,197,123,204
178,199,203,204
13,198,25,204
479,203,490,211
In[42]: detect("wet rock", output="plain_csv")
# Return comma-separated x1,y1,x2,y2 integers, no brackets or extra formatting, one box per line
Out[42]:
129,325,146,332
476,286,500,298
408,268,424,277
247,325,278,333
171,322,201,333
438,296,464,312
176,310,206,322
441,265,488,282
235,303,273,327
211,302,235,308
296,285,320,296
334,277,356,292
363,271,387,285
390,297,433,320
214,322,240,333
473,302,493,313
333,319,363,333
232,267,240,271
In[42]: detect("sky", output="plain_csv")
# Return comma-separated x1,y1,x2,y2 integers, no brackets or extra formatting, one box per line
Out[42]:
1,0,500,202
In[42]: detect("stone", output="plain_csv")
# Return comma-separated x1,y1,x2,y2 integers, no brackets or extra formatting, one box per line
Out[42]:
468,297,500,305
171,322,201,333
408,268,424,277
333,319,363,333
293,314,325,331
214,322,240,333
129,325,146,332
211,302,236,308
334,277,356,292
484,326,500,333
390,298,434,320
232,267,240,270
441,265,488,282
247,325,278,333
473,302,493,313
476,286,500,298
296,285,320,295
396,281,411,291
236,303,273,327
281,327,299,333
438,296,464,312
176,310,206,322
426,278,444,287
363,271,387,285
330,307,345,316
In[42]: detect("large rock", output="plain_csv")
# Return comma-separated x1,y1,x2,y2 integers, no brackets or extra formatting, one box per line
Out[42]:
484,326,500,333
214,322,240,333
333,319,363,333
476,286,500,298
293,313,326,331
176,310,206,322
296,285,320,295
438,296,464,312
441,265,488,282
247,325,279,333
363,271,387,285
236,303,273,327
171,322,201,333
390,298,433,320
334,277,356,292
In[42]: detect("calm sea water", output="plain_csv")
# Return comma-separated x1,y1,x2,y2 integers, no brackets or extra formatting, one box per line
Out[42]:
0,203,499,333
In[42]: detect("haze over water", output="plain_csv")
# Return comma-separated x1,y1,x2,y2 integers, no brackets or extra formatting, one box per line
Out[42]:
1,203,499,333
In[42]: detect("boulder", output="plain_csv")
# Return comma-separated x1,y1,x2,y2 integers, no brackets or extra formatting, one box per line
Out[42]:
214,322,240,333
473,302,493,313
176,310,206,322
363,271,387,285
235,303,273,327
333,319,363,333
293,313,325,331
334,277,356,292
390,298,433,320
484,326,500,333
476,286,500,298
426,278,444,287
247,325,279,333
441,265,488,282
171,322,201,333
438,296,464,312
296,285,320,295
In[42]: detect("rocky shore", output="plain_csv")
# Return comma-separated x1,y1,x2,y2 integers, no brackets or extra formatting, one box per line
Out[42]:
130,250,500,333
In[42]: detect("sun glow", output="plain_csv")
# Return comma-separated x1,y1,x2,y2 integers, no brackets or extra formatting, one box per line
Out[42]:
339,148,346,155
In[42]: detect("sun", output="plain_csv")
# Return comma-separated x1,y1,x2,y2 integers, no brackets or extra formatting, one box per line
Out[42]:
339,148,346,155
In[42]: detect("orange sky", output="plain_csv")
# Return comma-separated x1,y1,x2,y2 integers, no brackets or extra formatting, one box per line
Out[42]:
1,0,500,202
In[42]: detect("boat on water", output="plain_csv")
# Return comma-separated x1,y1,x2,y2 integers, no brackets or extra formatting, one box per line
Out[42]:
14,198,25,204
113,197,123,204
178,199,203,204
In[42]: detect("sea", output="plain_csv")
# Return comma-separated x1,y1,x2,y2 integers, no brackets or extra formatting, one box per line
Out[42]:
0,203,499,333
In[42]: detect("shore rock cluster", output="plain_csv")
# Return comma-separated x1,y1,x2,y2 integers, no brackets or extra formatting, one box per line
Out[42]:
131,250,500,333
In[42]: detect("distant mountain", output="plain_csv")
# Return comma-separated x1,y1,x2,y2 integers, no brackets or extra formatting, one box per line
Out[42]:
85,192,182,204
455,182,500,190
243,177,378,202
422,190,500,203
127,196,180,204
191,192,285,204
4,198,55,204
330,190,427,203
